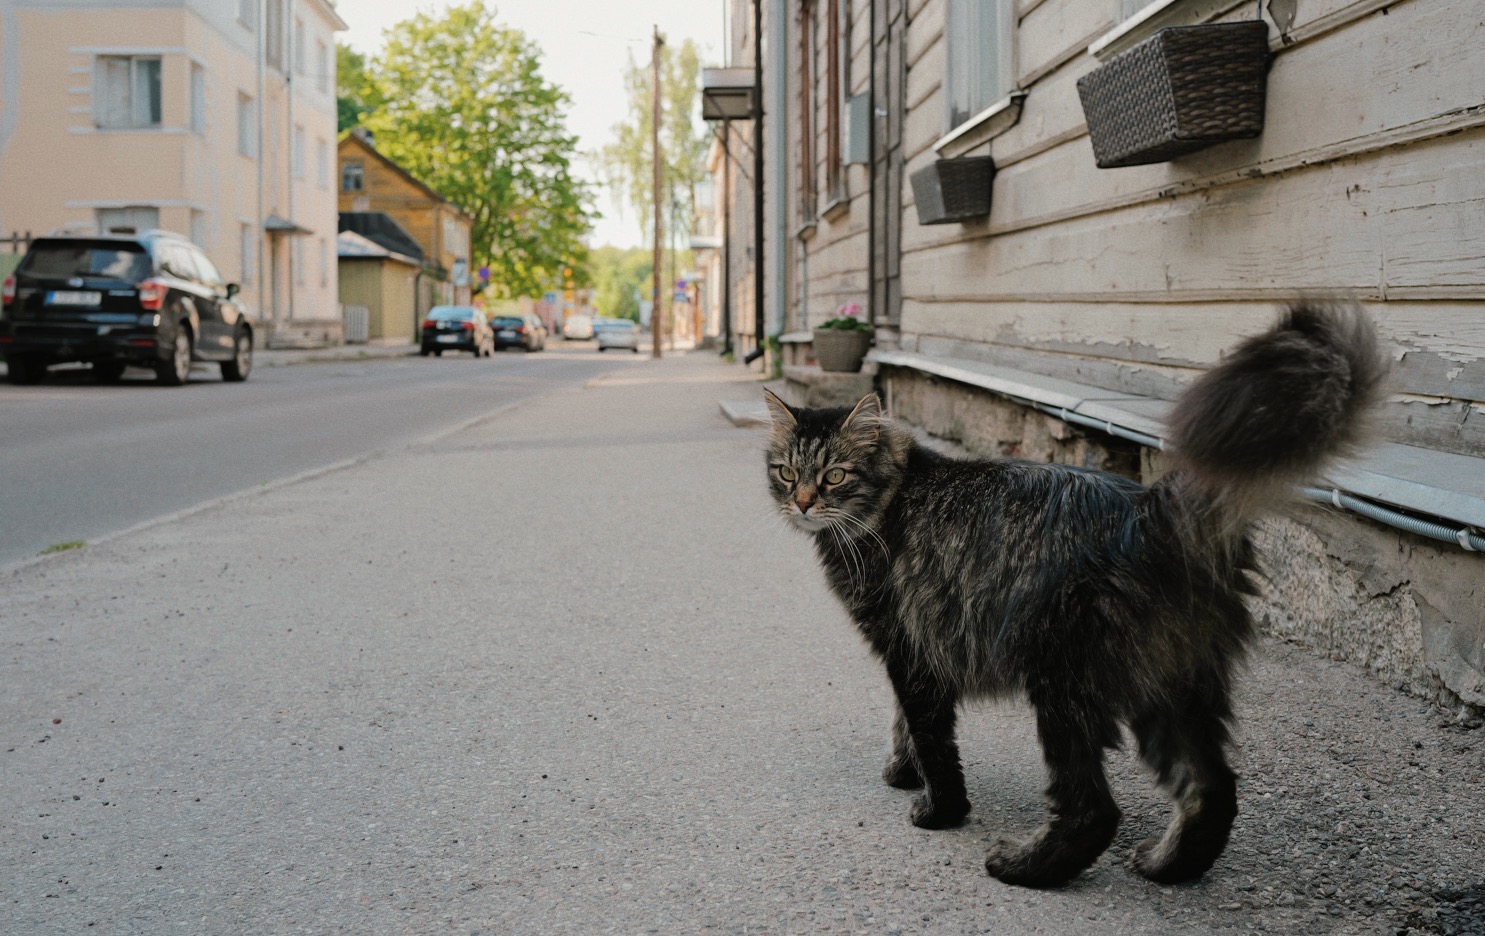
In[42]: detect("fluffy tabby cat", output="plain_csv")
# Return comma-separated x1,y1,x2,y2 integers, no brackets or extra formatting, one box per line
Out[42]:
763,303,1384,888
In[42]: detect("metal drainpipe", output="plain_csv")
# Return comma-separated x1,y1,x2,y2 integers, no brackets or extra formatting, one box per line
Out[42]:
256,0,266,321
285,13,295,321
769,0,788,346
720,121,733,356
743,0,766,366
867,0,877,327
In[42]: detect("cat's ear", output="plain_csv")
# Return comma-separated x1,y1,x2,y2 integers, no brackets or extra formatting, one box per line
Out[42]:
842,392,884,440
762,388,797,431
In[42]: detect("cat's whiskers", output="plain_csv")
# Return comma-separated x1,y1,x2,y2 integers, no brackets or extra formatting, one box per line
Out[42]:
831,508,890,562
820,511,869,589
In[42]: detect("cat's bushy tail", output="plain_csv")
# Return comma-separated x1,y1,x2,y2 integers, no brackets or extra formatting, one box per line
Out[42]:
1162,301,1387,531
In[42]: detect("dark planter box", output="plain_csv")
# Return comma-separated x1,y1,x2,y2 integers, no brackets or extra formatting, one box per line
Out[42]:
1077,20,1271,169
910,156,995,225
812,327,873,373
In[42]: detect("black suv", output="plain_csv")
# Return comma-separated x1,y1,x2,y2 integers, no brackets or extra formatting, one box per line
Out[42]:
1,229,253,385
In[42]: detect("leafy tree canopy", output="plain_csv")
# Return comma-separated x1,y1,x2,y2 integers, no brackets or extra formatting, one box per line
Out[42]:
589,246,653,321
350,3,593,298
598,38,710,247
336,43,380,134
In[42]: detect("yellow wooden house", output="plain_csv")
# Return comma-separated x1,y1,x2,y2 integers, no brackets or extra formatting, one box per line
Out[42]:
337,130,474,308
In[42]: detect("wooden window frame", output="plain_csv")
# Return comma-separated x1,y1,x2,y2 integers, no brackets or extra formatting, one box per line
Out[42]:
822,0,849,211
946,0,1015,132
798,0,817,223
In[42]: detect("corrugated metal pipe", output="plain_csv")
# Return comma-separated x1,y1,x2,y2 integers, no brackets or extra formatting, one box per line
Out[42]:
1014,397,1483,554
1300,486,1485,553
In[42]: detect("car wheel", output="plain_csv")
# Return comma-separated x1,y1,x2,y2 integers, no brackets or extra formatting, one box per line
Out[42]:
221,330,253,382
420,347,431,357
92,361,126,383
5,354,47,385
156,327,192,386
434,349,443,357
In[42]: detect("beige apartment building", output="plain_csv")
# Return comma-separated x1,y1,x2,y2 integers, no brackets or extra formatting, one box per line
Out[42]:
0,0,346,329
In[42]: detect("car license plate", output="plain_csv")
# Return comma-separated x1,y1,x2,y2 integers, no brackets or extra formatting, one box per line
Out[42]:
46,290,102,307
499,330,516,339
437,334,460,343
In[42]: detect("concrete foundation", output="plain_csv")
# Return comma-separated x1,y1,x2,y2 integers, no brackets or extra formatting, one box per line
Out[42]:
780,363,877,408
1253,508,1485,714
265,319,345,350
883,366,1141,477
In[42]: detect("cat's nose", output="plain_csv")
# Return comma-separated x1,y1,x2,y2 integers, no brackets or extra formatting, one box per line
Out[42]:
795,492,816,513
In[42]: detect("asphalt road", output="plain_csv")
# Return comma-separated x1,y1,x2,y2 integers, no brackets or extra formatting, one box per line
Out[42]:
0,344,634,568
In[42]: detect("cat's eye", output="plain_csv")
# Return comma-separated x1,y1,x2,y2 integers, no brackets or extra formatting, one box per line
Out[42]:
778,465,798,482
824,467,846,485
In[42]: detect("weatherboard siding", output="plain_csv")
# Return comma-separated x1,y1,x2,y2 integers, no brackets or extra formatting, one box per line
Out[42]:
882,0,1485,457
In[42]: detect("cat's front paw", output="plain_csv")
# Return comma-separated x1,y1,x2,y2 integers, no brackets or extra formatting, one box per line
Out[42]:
882,755,923,789
909,793,969,829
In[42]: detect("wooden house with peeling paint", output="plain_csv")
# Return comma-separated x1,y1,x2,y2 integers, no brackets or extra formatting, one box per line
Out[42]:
714,0,1485,708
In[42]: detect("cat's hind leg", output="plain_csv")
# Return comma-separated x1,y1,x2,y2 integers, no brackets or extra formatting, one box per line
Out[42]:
983,695,1121,888
884,657,969,828
1126,683,1239,884
882,703,924,789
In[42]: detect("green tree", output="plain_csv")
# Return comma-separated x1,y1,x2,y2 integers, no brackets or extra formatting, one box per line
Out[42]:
598,38,710,246
336,43,382,133
363,2,593,298
589,246,653,321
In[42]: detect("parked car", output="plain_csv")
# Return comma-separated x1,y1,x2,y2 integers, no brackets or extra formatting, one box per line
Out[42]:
420,305,493,357
595,318,642,353
562,314,595,340
1,228,253,386
490,313,546,352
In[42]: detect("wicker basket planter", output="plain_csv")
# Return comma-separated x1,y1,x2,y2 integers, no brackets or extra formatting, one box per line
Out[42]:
1076,20,1271,169
813,327,873,373
909,156,996,225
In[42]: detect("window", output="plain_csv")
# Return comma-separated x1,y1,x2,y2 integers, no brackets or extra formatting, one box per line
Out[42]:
316,139,329,188
190,209,207,248
237,93,256,157
946,0,1014,130
96,206,159,233
95,56,162,129
341,161,364,192
294,18,305,74
293,236,305,286
193,247,225,288
825,0,848,200
190,63,205,134
158,242,201,282
265,0,284,70
319,237,328,288
292,125,305,179
240,223,255,284
316,40,329,93
267,98,278,163
798,0,817,222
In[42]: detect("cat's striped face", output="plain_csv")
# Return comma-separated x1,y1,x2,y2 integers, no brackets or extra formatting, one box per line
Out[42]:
764,391,887,535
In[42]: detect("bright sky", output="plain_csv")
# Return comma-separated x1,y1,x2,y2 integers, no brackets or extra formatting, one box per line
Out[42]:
338,0,727,249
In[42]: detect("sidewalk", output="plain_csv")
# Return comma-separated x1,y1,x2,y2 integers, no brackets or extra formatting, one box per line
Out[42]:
1,350,1481,935
254,339,417,368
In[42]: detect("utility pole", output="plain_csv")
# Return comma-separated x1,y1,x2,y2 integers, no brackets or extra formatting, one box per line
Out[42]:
651,26,665,360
